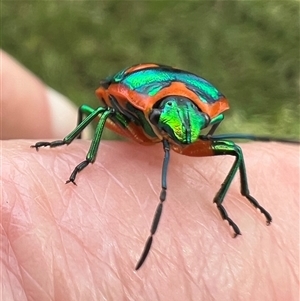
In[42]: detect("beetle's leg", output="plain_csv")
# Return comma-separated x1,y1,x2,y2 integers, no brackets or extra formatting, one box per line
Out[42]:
77,105,97,139
31,106,107,150
66,108,114,185
135,139,170,270
31,107,114,185
212,140,272,236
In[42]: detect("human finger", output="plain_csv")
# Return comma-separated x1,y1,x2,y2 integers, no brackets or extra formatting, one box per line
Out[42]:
1,50,78,139
1,140,299,300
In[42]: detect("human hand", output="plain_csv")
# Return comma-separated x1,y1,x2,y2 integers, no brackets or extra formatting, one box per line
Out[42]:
1,50,299,301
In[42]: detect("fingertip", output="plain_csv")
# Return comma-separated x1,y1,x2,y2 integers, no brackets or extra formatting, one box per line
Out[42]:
1,50,52,139
1,50,92,140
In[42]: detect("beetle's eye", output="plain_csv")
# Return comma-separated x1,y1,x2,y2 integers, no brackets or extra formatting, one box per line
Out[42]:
203,113,211,127
149,109,161,125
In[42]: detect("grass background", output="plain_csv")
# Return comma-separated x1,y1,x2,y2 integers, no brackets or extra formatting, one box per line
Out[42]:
2,1,299,139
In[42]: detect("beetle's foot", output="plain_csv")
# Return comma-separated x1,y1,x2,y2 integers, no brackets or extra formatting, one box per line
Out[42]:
31,140,66,150
66,178,77,186
244,194,272,225
228,219,241,237
66,170,78,185
30,141,51,151
233,231,242,238
65,160,91,186
215,203,242,237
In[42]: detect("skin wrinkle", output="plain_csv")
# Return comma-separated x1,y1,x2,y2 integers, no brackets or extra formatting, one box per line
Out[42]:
53,155,76,186
52,227,77,299
285,259,298,292
80,251,102,300
79,180,100,215
253,240,270,297
173,238,201,297
178,184,220,235
170,204,207,263
128,184,143,207
176,162,209,193
121,277,134,301
133,197,153,239
6,237,31,293
113,258,135,299
106,213,131,247
171,195,199,231
3,184,49,294
126,183,156,243
77,243,114,299
202,280,215,301
20,265,51,300
61,166,111,236
223,253,239,291
5,268,26,301
64,200,108,298
2,230,26,297
271,231,298,285
104,167,127,191
145,175,158,198
97,175,112,213
269,270,279,301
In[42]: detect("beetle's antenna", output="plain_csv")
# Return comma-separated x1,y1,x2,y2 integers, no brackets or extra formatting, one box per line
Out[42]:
209,134,300,144
135,139,170,270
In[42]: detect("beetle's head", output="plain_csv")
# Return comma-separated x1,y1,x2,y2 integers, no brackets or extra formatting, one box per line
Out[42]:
149,96,210,144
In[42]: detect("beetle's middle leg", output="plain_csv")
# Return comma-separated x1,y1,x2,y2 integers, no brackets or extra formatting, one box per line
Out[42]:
66,108,115,185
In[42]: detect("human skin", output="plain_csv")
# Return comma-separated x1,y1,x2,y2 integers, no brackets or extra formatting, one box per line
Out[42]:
1,50,299,301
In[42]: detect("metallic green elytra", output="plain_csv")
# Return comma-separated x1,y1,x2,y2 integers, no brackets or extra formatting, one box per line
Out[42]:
31,63,299,271
113,65,223,102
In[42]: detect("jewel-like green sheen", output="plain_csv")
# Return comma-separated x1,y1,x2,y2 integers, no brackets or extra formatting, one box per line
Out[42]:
157,98,208,144
113,67,224,103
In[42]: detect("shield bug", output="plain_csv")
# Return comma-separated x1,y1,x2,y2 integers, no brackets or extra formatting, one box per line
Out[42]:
31,63,299,269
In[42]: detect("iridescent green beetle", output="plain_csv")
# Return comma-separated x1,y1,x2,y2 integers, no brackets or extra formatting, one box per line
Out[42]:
32,63,282,269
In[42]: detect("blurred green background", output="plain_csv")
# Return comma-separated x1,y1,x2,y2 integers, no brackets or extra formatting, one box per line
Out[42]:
2,1,299,139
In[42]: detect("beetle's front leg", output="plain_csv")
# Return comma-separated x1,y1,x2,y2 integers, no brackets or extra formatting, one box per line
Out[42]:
31,107,113,185
31,106,107,150
211,140,272,236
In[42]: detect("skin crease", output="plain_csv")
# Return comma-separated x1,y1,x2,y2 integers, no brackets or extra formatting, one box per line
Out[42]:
1,51,299,301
